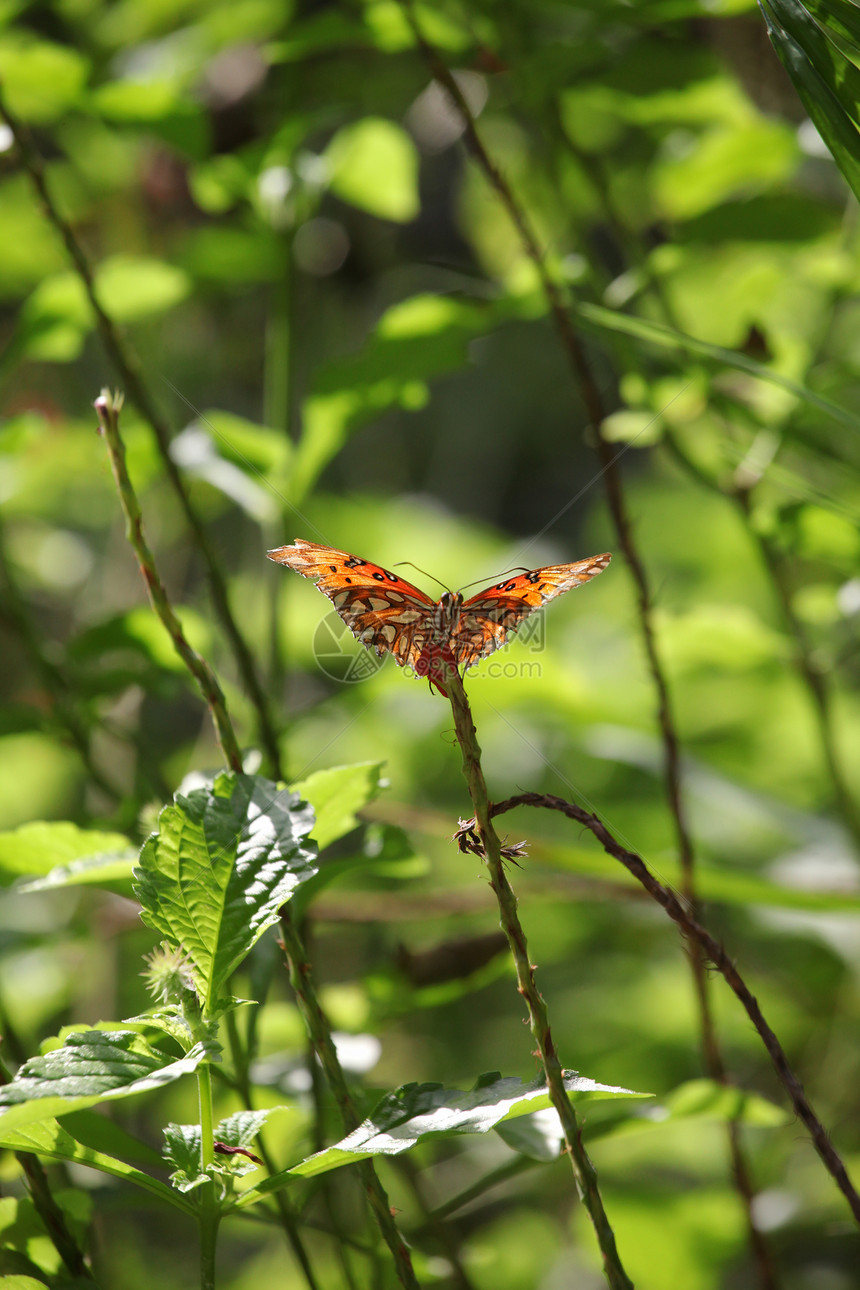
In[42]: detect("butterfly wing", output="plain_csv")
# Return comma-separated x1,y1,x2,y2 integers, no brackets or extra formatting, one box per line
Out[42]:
267,540,437,669
451,553,611,669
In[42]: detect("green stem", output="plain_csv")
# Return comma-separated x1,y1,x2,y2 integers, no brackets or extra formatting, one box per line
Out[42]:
94,391,243,774
278,908,419,1289
224,1012,323,1290
197,1067,219,1290
444,669,633,1290
736,489,860,853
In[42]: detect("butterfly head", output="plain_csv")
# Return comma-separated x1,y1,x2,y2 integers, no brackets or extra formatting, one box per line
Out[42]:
434,590,463,630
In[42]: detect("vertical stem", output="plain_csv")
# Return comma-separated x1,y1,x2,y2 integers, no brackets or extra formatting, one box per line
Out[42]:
223,1011,323,1290
94,391,243,774
278,908,419,1290
400,22,777,1277
445,668,633,1290
736,489,860,852
197,1067,219,1290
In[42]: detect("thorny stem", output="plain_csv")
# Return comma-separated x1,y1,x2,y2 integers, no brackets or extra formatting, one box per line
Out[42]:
0,87,283,781
278,908,419,1290
94,390,244,774
445,668,633,1290
488,792,860,1229
404,19,776,1284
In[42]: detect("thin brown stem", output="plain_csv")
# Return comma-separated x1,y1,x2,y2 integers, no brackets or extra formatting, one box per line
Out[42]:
404,25,776,1281
486,792,860,1229
95,385,415,1285
278,910,419,1290
0,88,282,780
0,1057,97,1282
223,1010,322,1290
94,390,244,773
445,668,633,1290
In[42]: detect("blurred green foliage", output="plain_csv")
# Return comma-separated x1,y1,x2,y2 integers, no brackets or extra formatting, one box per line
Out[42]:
1,0,860,1286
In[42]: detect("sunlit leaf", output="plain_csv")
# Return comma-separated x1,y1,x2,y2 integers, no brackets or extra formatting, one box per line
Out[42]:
267,1071,650,1183
0,821,133,887
135,773,318,1010
0,1031,208,1131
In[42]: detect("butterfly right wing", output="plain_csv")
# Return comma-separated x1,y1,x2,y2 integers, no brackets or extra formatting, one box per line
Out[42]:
267,539,437,669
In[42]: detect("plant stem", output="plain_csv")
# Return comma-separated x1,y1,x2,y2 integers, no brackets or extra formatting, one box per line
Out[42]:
278,908,419,1290
405,26,775,1279
0,1056,98,1282
735,489,860,852
94,391,243,774
0,88,282,780
444,669,633,1290
224,1011,323,1290
487,792,860,1228
197,1066,219,1289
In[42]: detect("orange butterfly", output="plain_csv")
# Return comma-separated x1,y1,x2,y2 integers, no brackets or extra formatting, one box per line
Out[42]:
267,540,610,695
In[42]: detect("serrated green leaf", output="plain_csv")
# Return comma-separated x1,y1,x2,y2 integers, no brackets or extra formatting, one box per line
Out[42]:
134,773,318,1010
0,821,133,888
248,1072,649,1189
215,1108,276,1148
163,1122,207,1193
0,1031,208,1131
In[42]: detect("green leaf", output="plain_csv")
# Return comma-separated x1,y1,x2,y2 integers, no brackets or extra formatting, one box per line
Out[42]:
256,1072,650,1186
576,301,860,432
762,0,860,204
289,293,526,501
326,118,419,222
0,821,134,888
292,762,384,850
0,1031,208,1131
15,257,192,363
0,39,88,123
658,1079,786,1127
0,1116,191,1213
134,773,318,1010
91,81,209,157
163,1122,207,1193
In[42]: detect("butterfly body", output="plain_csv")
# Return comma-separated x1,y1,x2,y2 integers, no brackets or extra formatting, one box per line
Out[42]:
267,540,610,694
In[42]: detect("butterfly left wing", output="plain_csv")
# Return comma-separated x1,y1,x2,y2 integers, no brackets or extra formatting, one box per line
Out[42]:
266,539,437,669
450,553,611,669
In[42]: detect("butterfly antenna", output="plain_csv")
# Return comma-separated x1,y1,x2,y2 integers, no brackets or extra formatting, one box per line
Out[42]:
394,561,453,594
457,566,531,593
